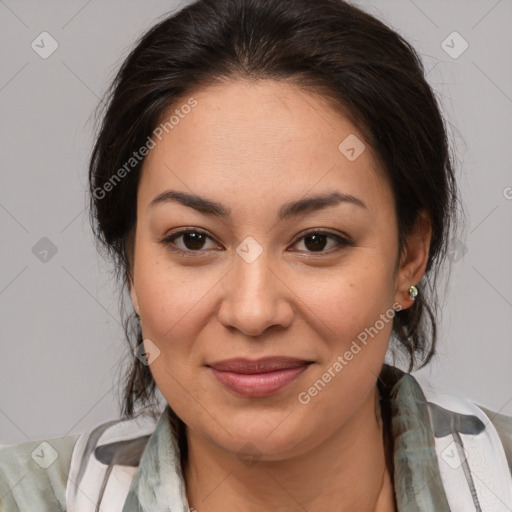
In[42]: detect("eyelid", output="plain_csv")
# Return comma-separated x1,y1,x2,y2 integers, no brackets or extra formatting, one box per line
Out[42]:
288,228,352,255
158,227,352,256
159,227,221,257
292,227,352,245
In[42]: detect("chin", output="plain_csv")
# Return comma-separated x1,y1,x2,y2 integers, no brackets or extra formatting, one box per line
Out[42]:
203,414,317,462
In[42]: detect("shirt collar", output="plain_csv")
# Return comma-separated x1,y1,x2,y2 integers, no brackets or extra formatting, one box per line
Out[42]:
122,404,188,511
379,364,451,511
122,364,450,512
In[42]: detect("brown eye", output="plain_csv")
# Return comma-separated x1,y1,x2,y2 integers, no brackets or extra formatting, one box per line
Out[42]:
303,233,329,252
181,232,207,250
291,231,351,254
159,228,351,257
159,229,220,255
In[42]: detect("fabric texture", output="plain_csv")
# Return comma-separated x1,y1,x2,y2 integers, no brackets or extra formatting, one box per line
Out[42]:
1,364,511,511
0,434,78,511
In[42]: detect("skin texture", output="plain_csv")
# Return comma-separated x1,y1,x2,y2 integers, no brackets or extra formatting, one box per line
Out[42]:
129,79,432,512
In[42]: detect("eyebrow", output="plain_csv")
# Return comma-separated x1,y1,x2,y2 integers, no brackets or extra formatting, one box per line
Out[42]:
148,189,367,220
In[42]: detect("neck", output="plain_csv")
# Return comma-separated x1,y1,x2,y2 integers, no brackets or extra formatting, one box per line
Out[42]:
183,385,396,512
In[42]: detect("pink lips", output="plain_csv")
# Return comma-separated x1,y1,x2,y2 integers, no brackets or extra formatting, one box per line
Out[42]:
207,357,312,397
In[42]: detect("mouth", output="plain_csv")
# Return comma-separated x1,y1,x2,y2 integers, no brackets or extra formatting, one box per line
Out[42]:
206,357,314,397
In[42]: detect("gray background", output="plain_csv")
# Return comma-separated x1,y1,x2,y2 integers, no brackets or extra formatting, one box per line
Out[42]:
1,0,511,445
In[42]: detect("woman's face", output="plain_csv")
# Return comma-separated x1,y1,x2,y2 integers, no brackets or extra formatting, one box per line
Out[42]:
130,79,428,460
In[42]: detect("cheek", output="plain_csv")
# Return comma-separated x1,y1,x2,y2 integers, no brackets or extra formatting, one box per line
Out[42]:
297,257,395,339
133,255,212,415
292,263,394,431
135,244,214,339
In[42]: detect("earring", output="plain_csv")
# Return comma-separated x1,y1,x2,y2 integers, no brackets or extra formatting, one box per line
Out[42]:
135,312,141,323
409,285,418,301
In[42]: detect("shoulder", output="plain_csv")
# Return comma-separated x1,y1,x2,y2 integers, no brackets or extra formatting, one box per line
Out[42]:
66,409,160,510
417,380,512,473
0,409,161,512
399,375,512,509
0,434,79,511
477,404,512,474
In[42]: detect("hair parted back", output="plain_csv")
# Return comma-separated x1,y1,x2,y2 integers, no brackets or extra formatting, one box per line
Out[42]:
88,0,460,420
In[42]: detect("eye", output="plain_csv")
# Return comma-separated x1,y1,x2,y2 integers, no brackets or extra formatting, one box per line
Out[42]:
159,228,352,257
159,229,220,256
290,230,352,254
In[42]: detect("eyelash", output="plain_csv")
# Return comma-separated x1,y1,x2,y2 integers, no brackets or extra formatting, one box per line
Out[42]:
158,228,352,257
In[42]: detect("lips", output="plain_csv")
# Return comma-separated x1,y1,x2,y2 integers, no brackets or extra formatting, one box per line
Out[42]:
207,357,313,397
207,357,312,373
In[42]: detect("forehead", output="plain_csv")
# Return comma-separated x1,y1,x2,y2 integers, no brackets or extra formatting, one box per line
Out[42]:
139,79,390,213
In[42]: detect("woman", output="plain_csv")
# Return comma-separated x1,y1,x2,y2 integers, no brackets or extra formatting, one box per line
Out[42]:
1,0,511,511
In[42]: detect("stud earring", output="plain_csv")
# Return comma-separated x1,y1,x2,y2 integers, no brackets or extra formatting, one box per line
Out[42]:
409,285,418,301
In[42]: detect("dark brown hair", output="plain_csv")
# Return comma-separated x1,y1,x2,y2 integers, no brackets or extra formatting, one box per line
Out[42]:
88,0,460,420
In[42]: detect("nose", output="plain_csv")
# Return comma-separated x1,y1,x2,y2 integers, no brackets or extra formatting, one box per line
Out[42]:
217,250,294,337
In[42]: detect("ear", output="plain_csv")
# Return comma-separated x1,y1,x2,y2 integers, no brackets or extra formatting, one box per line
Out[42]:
394,211,432,310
